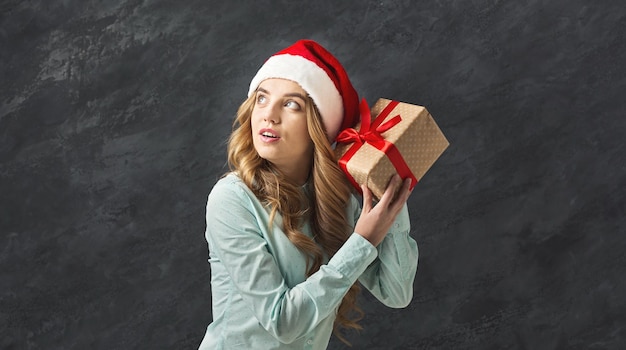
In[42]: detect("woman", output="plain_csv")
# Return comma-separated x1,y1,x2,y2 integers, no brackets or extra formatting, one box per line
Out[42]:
199,40,418,350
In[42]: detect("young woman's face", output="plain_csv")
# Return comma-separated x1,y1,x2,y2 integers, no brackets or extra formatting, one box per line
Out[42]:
251,78,314,182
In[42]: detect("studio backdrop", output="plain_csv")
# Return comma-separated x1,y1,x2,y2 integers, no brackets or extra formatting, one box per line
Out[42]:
1,1,625,349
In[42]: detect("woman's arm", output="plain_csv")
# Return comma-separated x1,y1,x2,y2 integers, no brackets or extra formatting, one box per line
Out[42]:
352,175,419,308
206,179,378,344
358,203,419,308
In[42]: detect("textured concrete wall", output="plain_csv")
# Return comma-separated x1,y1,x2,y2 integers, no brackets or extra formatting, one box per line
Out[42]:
1,1,625,349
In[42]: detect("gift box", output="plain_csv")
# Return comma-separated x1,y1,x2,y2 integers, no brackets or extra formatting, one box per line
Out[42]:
335,98,449,201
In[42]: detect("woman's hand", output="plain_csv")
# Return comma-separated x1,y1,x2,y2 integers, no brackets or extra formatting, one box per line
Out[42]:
354,174,412,246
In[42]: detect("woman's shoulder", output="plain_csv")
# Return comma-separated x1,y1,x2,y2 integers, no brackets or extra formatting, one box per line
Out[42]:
214,171,242,186
209,172,255,202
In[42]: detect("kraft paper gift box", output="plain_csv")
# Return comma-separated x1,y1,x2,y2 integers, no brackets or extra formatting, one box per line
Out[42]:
335,98,449,201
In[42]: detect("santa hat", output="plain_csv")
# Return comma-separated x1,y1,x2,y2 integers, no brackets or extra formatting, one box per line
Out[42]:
248,39,359,142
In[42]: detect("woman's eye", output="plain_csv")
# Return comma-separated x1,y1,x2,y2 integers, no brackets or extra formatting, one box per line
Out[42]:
257,94,267,104
285,100,301,110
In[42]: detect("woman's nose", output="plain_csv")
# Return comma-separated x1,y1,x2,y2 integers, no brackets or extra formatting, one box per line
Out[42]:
262,103,281,124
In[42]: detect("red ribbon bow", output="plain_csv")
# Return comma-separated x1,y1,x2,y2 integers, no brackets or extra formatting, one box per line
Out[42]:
336,99,403,149
336,99,418,194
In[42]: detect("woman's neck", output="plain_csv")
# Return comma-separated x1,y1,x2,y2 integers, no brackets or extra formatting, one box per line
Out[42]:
270,161,311,187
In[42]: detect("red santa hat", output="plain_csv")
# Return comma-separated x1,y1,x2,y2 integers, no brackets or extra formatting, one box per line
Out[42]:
248,39,360,142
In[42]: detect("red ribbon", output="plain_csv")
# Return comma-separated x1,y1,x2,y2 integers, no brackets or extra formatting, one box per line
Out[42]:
336,99,418,194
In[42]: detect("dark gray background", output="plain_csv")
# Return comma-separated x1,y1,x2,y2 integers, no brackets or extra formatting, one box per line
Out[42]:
1,0,625,349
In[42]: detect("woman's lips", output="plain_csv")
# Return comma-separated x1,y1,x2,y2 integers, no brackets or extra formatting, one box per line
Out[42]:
259,128,280,143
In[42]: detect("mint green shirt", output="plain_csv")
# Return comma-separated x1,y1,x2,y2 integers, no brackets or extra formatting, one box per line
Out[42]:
199,173,418,350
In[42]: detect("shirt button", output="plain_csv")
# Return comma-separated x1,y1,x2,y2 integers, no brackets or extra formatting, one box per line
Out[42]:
307,339,313,345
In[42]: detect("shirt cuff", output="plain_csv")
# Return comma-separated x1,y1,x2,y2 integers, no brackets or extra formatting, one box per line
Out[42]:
328,233,378,281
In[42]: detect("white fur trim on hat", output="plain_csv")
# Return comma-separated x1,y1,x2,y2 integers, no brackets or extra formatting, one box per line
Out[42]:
247,54,344,142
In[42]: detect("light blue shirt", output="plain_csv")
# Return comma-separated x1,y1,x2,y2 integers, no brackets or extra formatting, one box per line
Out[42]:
199,173,419,350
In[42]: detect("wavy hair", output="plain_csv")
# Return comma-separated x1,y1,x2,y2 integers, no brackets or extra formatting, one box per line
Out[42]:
227,93,363,344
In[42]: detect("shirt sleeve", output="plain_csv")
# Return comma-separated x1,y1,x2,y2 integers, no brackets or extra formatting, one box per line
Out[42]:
354,199,419,308
205,180,378,344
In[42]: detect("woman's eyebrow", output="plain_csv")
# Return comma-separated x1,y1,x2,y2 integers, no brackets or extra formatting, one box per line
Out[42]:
284,92,307,101
257,87,306,101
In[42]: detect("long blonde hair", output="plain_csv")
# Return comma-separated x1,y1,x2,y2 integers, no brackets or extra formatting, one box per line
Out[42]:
227,93,363,344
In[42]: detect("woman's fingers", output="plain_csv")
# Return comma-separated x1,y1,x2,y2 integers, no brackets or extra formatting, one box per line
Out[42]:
356,176,413,247
391,178,412,212
381,175,412,215
378,174,402,208
361,184,372,213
